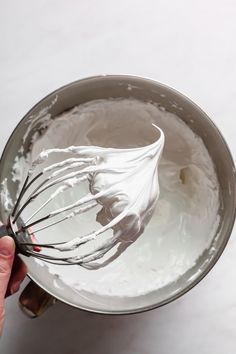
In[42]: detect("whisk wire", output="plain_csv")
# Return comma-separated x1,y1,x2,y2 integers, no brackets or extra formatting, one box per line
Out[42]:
7,125,164,265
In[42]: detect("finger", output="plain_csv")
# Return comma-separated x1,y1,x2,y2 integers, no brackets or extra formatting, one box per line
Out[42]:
4,231,40,296
0,236,15,333
4,231,40,297
5,257,27,297
6,229,41,297
0,237,15,300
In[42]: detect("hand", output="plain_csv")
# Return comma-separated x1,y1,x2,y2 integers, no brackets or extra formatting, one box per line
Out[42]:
0,236,27,335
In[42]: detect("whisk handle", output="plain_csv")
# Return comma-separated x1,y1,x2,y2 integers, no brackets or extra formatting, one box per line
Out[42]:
0,225,8,238
0,220,31,257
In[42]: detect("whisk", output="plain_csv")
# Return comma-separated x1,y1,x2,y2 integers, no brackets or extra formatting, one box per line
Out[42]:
0,124,164,266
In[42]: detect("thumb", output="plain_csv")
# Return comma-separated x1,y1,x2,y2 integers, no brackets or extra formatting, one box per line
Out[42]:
0,236,15,333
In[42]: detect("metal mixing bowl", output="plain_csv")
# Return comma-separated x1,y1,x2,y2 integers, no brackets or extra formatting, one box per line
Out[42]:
0,75,235,314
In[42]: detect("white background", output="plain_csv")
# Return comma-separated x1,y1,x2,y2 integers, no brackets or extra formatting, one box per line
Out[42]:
1,0,236,353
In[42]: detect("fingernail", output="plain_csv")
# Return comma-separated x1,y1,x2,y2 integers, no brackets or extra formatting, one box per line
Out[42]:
11,281,21,295
0,236,15,256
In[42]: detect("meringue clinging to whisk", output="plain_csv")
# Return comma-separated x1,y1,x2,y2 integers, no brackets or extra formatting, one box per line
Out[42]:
13,124,164,265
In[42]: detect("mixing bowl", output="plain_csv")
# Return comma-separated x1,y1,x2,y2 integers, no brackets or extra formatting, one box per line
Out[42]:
0,75,235,314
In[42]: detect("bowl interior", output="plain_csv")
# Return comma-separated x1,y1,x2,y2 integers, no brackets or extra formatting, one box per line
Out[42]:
0,75,235,314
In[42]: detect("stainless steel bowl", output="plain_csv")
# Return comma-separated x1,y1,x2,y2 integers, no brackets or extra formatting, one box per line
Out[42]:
0,75,235,315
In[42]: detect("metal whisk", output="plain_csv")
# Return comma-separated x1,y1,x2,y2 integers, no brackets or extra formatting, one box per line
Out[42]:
0,125,164,266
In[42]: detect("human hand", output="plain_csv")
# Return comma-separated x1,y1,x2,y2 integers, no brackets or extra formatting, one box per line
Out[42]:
0,236,27,335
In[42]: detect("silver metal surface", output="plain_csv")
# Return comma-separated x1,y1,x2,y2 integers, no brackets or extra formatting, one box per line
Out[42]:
0,75,235,314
